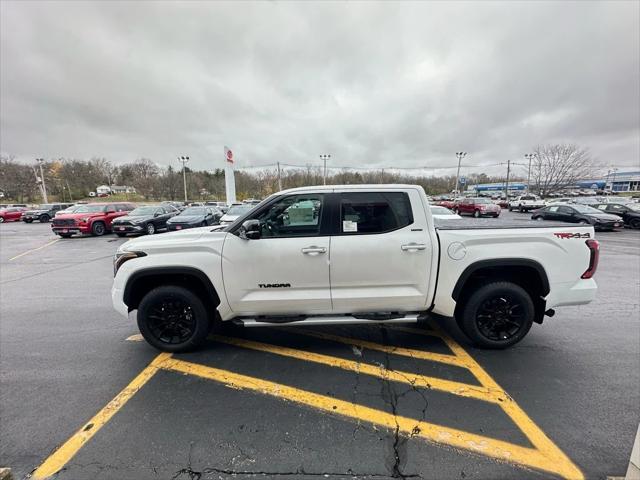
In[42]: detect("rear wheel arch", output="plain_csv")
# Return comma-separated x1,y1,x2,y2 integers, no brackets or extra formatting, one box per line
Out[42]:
452,259,550,323
123,267,221,314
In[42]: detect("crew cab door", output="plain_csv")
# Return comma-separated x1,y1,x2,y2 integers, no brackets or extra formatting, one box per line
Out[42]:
221,193,331,315
328,189,433,312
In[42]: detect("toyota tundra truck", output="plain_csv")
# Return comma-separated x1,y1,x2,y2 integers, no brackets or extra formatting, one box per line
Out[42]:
112,185,599,352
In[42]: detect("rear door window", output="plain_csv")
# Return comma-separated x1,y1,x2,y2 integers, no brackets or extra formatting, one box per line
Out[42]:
339,192,413,234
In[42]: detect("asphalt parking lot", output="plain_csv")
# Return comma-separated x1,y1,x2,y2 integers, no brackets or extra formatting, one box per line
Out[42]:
1,211,639,480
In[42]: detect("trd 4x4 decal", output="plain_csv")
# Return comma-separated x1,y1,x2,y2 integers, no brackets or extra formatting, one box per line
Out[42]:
554,232,591,239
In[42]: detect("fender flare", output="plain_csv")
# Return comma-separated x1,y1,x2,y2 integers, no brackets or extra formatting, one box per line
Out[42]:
123,266,219,308
452,258,550,301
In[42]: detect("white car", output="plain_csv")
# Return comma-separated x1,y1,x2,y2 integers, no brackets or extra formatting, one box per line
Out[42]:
113,184,598,352
508,195,545,212
430,206,461,220
218,204,255,225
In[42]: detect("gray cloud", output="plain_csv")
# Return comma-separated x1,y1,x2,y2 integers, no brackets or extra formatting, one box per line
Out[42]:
1,0,638,177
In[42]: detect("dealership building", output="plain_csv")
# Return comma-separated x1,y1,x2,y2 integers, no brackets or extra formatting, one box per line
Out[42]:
466,171,640,195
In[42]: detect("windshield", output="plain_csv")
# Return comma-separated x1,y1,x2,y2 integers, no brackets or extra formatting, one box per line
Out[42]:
572,205,604,214
74,205,107,213
226,205,253,215
181,207,206,215
129,206,157,215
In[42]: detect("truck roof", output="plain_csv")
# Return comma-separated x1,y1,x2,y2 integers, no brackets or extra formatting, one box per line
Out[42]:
278,184,421,194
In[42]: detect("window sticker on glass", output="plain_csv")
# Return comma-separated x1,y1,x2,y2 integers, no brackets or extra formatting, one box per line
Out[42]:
343,220,358,232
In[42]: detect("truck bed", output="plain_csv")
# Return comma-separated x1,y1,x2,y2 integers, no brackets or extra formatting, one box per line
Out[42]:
435,218,574,230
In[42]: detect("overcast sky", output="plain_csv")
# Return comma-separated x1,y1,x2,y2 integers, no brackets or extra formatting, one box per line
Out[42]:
1,1,639,176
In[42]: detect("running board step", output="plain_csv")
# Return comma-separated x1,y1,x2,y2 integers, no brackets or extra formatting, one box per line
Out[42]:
236,313,421,328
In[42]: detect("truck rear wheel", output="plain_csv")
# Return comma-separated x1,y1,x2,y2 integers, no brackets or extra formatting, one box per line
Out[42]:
457,281,534,349
137,285,210,352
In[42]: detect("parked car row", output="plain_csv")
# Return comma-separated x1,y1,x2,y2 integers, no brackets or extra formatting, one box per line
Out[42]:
531,202,640,230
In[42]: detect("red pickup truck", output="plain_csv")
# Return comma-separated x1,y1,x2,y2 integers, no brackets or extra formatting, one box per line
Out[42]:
455,197,501,218
51,202,135,237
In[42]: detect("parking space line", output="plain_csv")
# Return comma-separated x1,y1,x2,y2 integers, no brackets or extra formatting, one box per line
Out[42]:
213,335,507,403
162,357,580,480
287,329,467,368
31,353,172,480
401,324,584,480
8,238,60,261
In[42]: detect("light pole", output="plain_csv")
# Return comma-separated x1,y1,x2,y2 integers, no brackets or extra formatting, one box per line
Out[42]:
320,154,331,185
36,158,48,203
455,152,467,194
524,153,536,193
611,168,618,194
178,156,189,202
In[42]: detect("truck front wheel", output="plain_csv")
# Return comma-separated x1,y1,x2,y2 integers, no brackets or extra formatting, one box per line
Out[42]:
137,285,210,352
457,281,534,349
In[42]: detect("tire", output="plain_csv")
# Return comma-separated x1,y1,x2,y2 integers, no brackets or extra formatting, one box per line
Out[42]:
0,217,4,223
92,221,106,236
519,206,524,213
24,218,33,223
39,214,50,223
137,285,210,353
457,281,535,349
508,207,513,212
630,218,640,229
473,210,481,218
578,220,589,225
533,216,544,221
146,223,155,235
116,233,127,237
58,233,72,238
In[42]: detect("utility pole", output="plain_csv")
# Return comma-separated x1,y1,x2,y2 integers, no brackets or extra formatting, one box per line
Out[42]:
319,154,331,185
524,153,536,193
381,168,385,184
36,158,48,203
611,168,618,193
277,161,282,191
504,160,511,200
455,152,467,194
178,156,189,202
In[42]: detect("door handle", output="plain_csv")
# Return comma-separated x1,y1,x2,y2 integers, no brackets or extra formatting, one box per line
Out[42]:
301,246,327,255
401,243,427,251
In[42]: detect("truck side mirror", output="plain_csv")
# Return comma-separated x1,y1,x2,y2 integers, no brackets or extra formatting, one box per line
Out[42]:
239,219,261,240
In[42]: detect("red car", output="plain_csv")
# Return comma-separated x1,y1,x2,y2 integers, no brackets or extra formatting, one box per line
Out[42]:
51,202,135,237
0,207,28,223
437,197,464,210
455,197,501,218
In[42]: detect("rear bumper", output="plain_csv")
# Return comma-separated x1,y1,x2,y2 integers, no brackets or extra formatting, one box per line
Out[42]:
545,278,598,309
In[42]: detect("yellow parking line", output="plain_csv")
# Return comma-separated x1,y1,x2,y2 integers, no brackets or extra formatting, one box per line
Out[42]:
213,335,507,403
401,324,584,480
286,329,468,369
31,353,172,480
163,357,581,480
8,238,60,261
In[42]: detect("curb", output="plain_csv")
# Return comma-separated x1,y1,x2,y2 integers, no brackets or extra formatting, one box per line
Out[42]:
0,468,13,480
627,423,640,480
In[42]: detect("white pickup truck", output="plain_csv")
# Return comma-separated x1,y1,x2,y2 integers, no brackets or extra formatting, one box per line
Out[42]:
112,185,599,352
508,195,546,212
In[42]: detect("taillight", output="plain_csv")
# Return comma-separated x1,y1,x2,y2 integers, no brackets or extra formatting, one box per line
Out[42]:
581,239,600,279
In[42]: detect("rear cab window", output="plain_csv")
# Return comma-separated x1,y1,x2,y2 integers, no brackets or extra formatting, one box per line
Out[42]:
338,192,413,234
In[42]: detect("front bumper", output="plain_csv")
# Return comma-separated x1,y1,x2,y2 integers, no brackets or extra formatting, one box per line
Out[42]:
111,285,129,318
168,223,198,231
112,224,144,233
52,224,91,235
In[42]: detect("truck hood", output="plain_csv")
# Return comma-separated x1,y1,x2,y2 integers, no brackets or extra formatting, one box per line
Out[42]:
119,226,227,253
56,212,103,220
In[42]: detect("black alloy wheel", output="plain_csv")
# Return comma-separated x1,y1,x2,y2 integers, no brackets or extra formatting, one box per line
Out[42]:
475,295,525,342
137,286,210,352
146,223,155,235
457,281,534,349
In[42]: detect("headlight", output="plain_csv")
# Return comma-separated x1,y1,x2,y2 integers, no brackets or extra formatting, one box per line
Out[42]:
80,217,89,222
113,250,146,276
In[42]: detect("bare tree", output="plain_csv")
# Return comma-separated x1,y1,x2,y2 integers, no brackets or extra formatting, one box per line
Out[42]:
531,144,595,196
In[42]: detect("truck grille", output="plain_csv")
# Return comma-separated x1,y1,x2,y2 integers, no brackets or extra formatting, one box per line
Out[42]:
53,219,75,226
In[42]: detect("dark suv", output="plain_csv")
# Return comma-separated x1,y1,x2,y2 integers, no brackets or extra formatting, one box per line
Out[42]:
22,203,73,223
